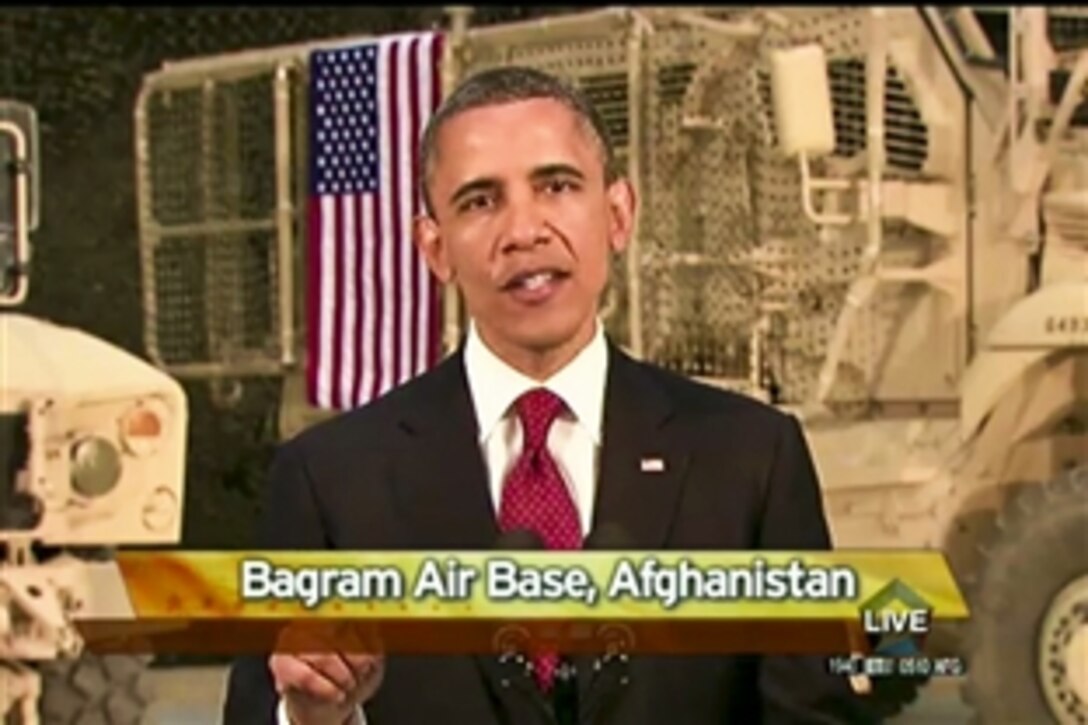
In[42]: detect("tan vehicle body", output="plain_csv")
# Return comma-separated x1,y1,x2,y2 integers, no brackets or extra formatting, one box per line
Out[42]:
1,100,187,723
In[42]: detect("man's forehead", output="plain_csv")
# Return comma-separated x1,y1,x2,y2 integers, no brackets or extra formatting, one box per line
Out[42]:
437,99,598,155
446,95,579,125
418,95,613,217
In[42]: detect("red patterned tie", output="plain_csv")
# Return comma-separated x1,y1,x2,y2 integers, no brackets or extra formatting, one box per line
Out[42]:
498,387,583,691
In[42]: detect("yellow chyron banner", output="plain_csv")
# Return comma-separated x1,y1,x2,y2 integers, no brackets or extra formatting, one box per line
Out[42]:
112,551,969,621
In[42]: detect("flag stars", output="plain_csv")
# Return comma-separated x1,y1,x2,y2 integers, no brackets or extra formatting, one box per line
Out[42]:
311,40,428,196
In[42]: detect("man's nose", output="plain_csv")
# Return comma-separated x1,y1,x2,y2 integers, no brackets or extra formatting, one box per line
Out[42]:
500,197,550,251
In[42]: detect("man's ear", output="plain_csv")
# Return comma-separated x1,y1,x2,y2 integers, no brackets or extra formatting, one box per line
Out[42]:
605,177,637,254
413,214,453,283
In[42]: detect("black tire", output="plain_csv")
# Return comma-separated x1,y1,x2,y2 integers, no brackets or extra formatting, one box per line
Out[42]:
961,465,1088,724
36,654,153,725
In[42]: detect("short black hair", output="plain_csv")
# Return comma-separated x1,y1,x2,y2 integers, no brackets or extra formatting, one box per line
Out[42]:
418,65,618,217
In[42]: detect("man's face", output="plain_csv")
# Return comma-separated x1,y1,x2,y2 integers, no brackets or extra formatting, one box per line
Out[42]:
414,97,636,361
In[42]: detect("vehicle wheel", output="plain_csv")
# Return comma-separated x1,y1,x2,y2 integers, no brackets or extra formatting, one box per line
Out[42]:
37,654,153,725
961,465,1088,724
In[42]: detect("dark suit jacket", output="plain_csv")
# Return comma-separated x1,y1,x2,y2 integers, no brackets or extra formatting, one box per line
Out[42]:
222,341,879,724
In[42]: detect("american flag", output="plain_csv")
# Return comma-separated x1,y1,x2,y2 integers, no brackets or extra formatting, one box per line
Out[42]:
306,32,445,410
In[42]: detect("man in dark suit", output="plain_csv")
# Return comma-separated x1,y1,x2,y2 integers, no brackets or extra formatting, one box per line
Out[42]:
223,65,877,724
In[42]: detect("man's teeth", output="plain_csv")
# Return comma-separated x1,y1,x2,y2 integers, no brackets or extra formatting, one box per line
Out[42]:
521,272,553,290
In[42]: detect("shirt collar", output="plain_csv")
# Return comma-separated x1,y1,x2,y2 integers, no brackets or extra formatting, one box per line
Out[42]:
464,320,608,445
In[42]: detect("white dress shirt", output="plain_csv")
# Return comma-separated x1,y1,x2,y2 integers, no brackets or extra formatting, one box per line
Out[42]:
276,320,608,724
465,318,606,535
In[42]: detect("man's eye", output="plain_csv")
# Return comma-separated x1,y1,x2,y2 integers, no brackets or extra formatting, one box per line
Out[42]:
544,179,578,194
459,195,493,212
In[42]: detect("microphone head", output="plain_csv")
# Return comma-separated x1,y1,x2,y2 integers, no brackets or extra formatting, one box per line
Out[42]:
584,522,635,550
494,528,545,551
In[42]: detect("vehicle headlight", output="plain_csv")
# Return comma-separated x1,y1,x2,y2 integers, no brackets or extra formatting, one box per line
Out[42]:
70,436,122,497
119,400,166,457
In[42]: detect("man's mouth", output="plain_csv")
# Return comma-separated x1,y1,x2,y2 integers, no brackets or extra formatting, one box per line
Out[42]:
502,268,570,291
501,268,571,304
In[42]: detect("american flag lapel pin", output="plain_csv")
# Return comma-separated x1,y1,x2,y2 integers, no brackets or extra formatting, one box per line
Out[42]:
640,457,666,473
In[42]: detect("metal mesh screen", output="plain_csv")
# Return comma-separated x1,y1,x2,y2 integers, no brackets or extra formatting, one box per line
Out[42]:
644,9,933,401
147,78,279,225
642,28,762,384
140,70,286,372
1049,7,1088,52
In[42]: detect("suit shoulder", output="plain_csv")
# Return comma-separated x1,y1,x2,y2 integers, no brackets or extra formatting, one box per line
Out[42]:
635,358,792,427
283,355,460,457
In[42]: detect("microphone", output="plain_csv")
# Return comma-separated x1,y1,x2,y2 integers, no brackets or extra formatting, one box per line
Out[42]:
482,529,558,725
490,528,579,725
494,528,546,551
583,522,634,550
580,522,636,725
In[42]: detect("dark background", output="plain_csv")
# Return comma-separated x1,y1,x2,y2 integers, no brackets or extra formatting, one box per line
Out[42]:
0,6,584,551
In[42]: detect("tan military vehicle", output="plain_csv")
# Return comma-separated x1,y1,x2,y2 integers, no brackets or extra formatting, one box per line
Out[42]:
0,100,188,723
133,6,1086,723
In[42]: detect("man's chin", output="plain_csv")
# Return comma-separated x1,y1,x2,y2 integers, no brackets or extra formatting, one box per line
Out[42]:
519,335,578,356
512,321,595,357
475,309,596,356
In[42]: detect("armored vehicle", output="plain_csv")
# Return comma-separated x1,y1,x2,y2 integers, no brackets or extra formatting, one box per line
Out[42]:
1,99,188,724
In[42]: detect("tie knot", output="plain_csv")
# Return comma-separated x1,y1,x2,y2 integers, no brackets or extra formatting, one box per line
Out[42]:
515,388,566,452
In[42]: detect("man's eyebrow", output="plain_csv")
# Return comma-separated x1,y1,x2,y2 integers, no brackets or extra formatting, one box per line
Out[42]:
447,164,588,207
530,163,586,181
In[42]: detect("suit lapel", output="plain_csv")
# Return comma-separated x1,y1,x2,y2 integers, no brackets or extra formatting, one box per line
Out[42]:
592,343,692,548
577,343,693,703
390,349,499,549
